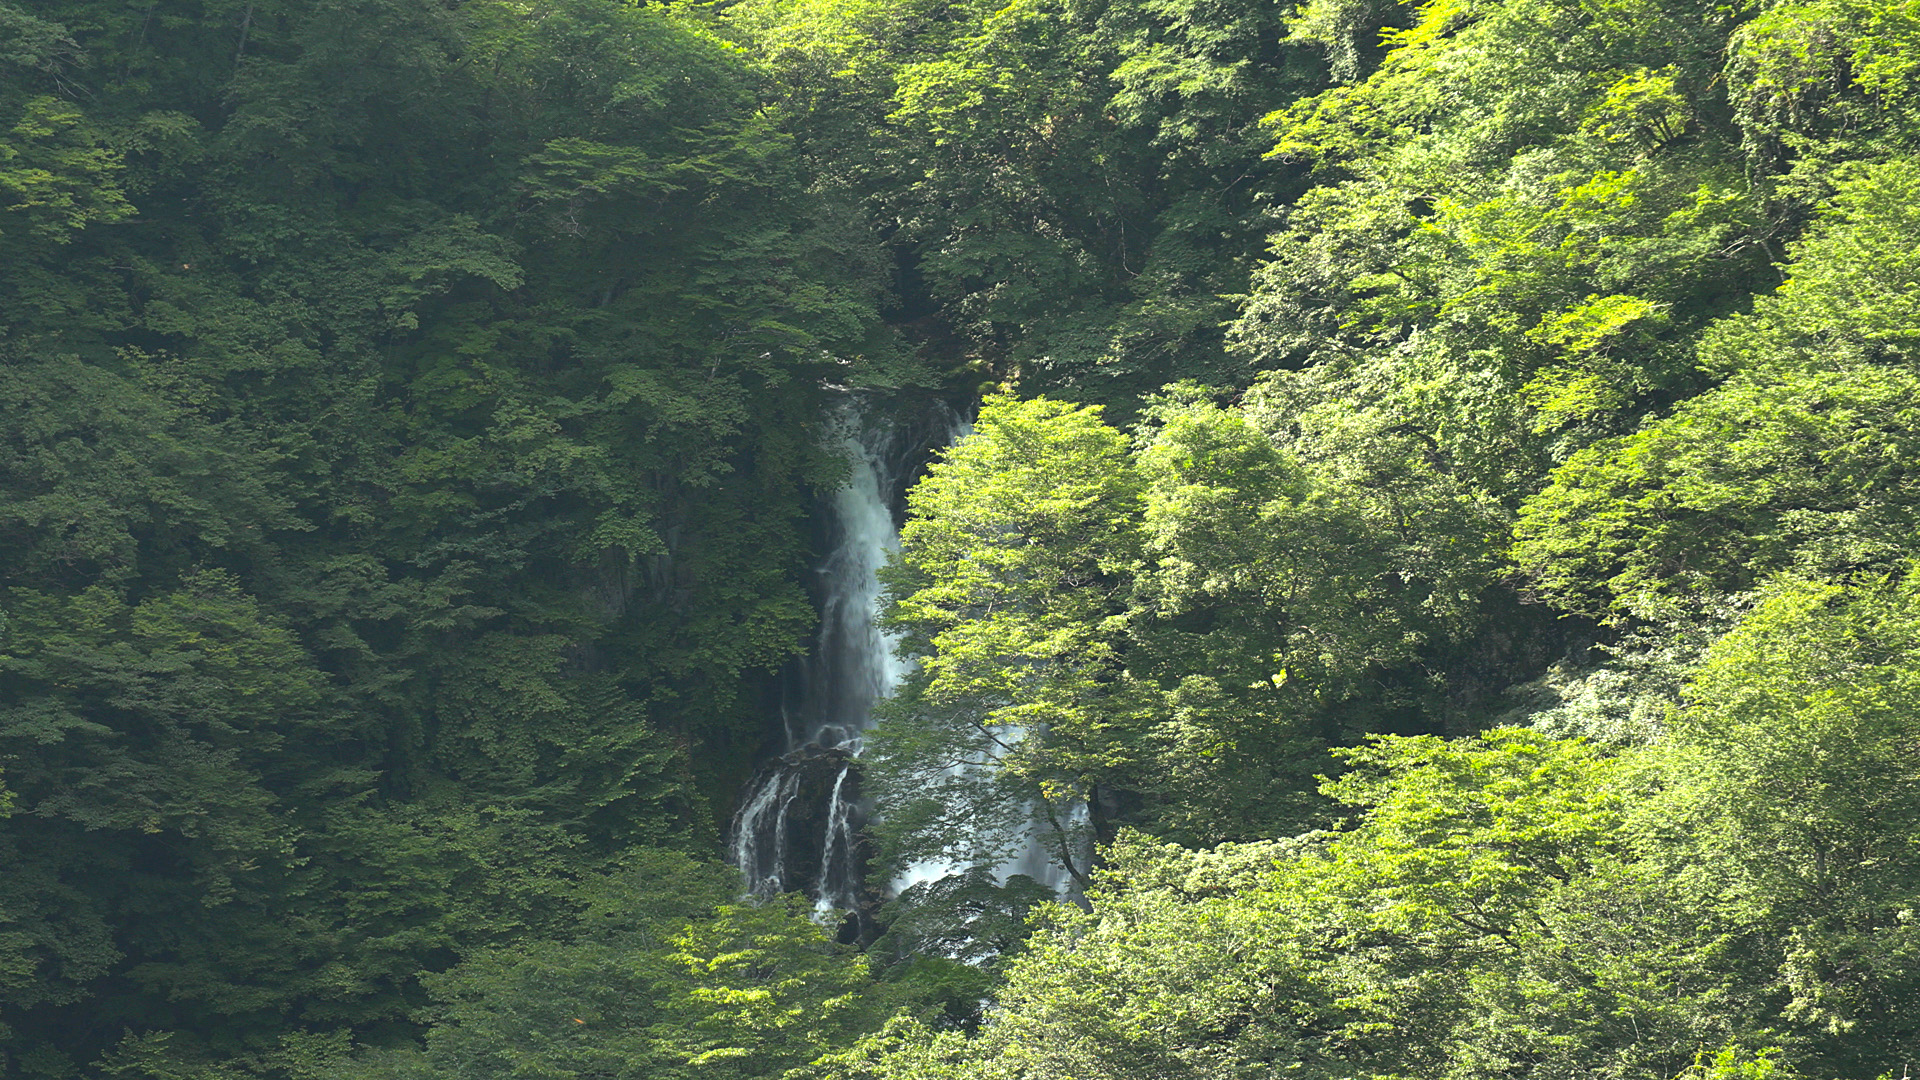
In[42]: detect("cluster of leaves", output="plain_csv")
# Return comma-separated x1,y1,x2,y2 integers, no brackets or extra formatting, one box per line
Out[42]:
866,388,1504,880
833,577,1920,1078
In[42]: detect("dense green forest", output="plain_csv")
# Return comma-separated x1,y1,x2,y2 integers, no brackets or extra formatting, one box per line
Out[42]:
1,0,1916,1075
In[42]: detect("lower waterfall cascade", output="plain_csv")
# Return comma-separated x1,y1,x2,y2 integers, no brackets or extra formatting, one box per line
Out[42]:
725,396,1083,925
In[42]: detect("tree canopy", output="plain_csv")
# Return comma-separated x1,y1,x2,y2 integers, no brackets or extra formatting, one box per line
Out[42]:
4,0,1918,1074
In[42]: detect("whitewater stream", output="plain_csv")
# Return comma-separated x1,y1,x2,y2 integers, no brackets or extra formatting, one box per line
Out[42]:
726,397,1078,923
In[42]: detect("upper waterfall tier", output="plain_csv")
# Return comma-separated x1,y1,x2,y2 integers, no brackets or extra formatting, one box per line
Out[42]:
786,404,919,751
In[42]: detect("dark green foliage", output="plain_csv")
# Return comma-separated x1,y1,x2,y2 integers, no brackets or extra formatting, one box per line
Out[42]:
0,0,905,1073
320,854,895,1080
728,0,1319,412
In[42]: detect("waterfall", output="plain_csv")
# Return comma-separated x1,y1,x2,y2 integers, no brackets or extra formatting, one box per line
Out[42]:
727,396,1084,925
725,398,927,920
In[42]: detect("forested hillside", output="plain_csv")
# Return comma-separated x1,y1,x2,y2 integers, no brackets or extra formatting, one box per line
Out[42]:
1,0,1915,1076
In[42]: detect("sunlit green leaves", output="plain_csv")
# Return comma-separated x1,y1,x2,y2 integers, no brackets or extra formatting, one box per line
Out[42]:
871,396,1140,884
1647,577,1920,1064
1514,366,1920,619
1702,157,1920,373
0,95,132,246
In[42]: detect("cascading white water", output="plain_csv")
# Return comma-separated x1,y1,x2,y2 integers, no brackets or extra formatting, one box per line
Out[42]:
729,769,801,897
727,398,923,918
810,408,914,752
814,765,853,905
728,396,1084,919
